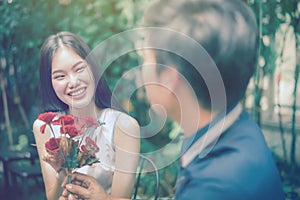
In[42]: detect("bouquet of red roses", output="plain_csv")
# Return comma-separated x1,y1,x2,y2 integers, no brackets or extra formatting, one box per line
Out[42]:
38,112,104,183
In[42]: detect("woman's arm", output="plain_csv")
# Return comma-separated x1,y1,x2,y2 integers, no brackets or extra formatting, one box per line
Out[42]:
111,113,140,198
33,119,66,200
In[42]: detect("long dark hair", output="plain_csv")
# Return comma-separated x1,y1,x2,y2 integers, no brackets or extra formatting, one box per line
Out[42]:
39,31,116,112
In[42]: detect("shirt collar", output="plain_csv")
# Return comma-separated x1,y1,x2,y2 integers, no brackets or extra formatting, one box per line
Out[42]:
180,103,243,168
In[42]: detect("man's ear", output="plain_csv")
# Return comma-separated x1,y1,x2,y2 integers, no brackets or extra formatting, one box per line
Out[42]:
159,65,179,91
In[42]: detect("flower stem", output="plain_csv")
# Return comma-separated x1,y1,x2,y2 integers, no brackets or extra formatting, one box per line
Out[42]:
67,168,72,197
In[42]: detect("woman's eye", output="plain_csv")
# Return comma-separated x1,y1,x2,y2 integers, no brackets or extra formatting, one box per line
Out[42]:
76,65,86,73
53,74,65,80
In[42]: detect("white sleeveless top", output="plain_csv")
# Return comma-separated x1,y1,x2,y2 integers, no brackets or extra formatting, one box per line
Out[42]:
51,108,121,193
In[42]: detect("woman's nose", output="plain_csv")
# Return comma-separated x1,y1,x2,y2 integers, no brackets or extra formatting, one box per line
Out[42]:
68,74,79,88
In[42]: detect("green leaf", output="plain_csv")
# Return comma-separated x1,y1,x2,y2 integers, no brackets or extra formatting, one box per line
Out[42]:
84,157,100,166
62,145,79,169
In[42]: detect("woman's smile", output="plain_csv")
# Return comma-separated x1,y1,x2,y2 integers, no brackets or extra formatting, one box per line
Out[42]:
68,87,87,97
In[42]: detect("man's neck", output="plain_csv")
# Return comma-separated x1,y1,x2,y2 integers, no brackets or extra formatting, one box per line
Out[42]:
176,103,218,137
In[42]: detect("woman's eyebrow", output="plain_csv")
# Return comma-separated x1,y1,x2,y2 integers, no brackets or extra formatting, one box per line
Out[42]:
71,60,85,69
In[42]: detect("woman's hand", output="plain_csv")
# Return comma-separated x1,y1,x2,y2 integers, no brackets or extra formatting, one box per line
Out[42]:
42,151,64,173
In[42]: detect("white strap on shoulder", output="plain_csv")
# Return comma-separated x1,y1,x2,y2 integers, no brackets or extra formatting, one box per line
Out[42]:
180,103,243,168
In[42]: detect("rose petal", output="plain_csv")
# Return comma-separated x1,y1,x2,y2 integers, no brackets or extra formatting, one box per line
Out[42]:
45,138,61,152
65,125,79,137
40,124,46,134
38,112,57,124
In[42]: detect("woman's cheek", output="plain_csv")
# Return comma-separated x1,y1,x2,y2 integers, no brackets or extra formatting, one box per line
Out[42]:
52,80,67,97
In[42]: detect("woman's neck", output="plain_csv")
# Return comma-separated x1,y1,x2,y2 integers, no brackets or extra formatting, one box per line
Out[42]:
68,103,101,118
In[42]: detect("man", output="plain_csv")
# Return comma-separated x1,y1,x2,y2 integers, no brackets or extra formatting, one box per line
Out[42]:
60,0,285,199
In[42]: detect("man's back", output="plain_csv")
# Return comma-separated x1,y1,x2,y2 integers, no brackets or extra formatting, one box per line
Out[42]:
175,110,285,200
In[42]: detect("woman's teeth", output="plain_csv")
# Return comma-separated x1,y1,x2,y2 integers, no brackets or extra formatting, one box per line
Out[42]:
70,88,85,96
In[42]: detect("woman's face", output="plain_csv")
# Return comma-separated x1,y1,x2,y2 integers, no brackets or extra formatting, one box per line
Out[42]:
51,47,95,109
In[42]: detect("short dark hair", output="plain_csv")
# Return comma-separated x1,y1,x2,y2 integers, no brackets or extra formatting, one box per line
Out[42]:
143,0,258,110
39,31,114,112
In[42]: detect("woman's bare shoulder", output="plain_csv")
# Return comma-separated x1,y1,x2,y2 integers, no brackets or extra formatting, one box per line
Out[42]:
106,109,139,128
32,118,51,137
33,119,44,132
117,112,139,128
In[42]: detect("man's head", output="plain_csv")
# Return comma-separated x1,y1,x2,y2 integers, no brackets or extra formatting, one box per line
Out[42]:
142,0,258,111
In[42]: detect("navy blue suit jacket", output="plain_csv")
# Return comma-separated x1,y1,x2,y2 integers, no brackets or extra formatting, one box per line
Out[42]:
175,110,285,200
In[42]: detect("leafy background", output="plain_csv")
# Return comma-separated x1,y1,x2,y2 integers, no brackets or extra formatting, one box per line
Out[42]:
0,0,299,199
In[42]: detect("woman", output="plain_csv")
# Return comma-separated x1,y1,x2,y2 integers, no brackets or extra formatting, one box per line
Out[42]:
33,31,140,200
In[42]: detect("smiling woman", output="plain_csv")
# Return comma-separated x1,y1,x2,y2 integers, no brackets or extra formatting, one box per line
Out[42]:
33,31,140,200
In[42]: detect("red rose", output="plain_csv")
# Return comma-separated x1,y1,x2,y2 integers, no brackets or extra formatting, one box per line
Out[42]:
78,116,99,127
81,144,86,152
82,137,99,157
45,137,61,153
75,120,85,135
38,112,57,124
75,116,100,135
53,115,75,126
64,125,79,137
